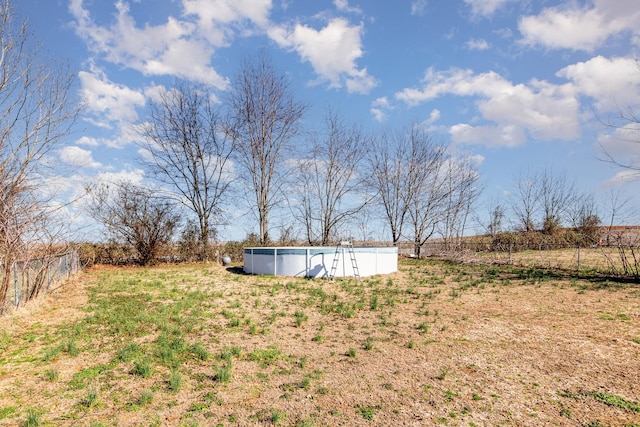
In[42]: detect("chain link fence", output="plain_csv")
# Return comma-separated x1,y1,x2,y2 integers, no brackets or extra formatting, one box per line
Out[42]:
1,251,79,313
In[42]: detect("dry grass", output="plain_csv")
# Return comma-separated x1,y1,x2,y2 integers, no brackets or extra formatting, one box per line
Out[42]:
475,246,637,273
0,260,639,426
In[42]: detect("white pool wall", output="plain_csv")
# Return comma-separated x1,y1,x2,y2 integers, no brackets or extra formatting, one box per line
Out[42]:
243,246,398,278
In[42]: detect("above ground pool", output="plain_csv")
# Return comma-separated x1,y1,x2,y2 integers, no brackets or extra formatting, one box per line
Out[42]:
243,246,398,278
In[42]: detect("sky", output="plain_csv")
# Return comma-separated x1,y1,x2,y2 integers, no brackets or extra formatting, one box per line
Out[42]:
17,0,640,241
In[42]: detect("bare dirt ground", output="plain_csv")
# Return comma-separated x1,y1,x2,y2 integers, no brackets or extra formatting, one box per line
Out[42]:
0,260,639,426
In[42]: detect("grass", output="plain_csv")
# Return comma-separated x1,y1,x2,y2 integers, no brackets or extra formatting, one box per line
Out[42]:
0,259,638,426
21,409,41,427
583,391,640,412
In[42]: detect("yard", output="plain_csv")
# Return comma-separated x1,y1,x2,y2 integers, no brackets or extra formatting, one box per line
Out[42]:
0,259,638,426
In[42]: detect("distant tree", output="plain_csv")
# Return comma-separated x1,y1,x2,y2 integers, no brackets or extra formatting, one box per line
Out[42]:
178,219,200,261
437,155,481,249
511,170,539,232
567,193,601,245
485,200,506,237
510,168,576,234
367,129,409,246
293,110,370,245
402,127,449,257
0,0,78,311
538,169,577,235
87,181,180,266
139,83,234,260
227,52,307,245
603,188,633,245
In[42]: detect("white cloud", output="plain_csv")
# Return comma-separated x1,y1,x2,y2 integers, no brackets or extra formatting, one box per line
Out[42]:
557,56,640,112
519,0,640,52
333,0,362,15
597,120,640,178
411,0,428,17
396,67,580,146
69,0,229,87
450,123,526,147
183,0,272,44
464,0,511,18
604,170,640,185
95,169,145,186
465,38,490,51
268,18,377,94
79,65,146,128
426,108,441,124
59,146,102,168
75,136,100,147
370,97,392,121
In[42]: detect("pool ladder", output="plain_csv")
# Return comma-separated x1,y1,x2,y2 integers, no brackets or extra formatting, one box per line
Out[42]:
329,240,360,280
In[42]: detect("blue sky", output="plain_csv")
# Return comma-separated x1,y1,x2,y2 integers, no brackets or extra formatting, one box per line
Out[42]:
18,0,640,240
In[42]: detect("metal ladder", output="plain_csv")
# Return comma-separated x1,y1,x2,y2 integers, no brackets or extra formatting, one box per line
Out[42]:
329,240,360,280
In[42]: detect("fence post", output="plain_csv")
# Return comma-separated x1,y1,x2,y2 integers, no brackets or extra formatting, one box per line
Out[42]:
509,243,513,264
577,244,581,270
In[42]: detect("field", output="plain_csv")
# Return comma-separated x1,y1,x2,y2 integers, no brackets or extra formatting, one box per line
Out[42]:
475,246,630,272
0,259,639,426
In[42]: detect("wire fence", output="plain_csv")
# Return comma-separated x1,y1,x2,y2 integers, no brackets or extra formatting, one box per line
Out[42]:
397,241,640,278
1,251,80,313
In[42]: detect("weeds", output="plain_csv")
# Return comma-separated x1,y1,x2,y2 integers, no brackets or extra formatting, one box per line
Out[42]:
355,405,378,421
43,369,58,382
583,391,640,412
132,359,153,378
21,409,41,427
363,337,374,350
294,310,308,327
168,370,182,392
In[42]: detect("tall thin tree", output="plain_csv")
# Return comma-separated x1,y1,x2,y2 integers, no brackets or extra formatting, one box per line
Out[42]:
227,52,307,245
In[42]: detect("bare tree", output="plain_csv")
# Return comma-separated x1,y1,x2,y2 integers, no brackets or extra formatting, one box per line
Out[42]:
366,129,410,246
87,181,180,266
402,127,448,257
139,84,234,260
227,52,307,245
602,188,633,246
483,198,506,237
437,155,481,249
511,168,578,235
538,169,576,235
511,170,539,232
0,0,78,310
566,193,601,245
292,111,370,245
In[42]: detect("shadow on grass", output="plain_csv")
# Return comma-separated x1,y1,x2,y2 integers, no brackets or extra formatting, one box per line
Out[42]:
225,266,247,275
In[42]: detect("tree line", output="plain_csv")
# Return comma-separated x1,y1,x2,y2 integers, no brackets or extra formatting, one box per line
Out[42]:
86,51,487,264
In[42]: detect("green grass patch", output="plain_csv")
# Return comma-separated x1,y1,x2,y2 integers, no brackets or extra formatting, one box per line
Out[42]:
0,406,17,420
248,346,284,367
583,391,640,412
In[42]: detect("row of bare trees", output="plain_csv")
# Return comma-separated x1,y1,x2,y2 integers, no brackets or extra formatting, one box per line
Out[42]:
83,50,482,263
